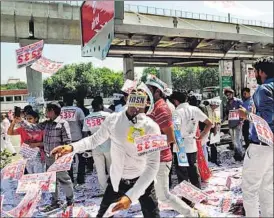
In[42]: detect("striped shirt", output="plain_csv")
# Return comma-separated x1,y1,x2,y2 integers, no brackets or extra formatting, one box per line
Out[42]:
148,98,173,162
19,116,72,154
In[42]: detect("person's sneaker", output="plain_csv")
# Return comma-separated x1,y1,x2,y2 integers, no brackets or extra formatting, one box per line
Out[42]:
74,183,85,191
39,203,60,213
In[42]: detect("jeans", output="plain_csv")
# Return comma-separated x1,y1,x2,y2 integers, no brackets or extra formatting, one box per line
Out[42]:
45,155,74,204
242,120,250,148
242,144,273,217
155,162,197,217
96,178,160,218
229,125,244,160
174,152,201,189
93,149,111,191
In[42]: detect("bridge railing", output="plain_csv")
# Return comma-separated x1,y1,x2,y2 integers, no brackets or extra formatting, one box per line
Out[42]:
124,4,273,28
26,1,273,28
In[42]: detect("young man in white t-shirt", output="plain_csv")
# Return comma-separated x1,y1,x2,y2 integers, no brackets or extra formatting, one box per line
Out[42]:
82,99,111,192
170,91,212,189
62,95,86,188
51,89,161,218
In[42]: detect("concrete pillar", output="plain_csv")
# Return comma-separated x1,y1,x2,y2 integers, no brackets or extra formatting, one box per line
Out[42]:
233,60,242,98
57,3,64,19
123,55,134,80
114,1,124,25
159,67,172,88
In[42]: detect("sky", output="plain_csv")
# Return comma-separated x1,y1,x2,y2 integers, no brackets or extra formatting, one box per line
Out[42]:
1,1,273,83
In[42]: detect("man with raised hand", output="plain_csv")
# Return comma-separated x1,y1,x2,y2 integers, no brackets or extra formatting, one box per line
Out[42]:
51,89,161,218
239,56,273,218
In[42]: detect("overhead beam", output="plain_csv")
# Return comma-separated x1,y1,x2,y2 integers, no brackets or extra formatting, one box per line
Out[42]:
115,24,273,44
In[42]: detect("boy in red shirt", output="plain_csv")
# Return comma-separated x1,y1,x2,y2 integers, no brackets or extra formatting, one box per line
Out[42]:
8,110,45,173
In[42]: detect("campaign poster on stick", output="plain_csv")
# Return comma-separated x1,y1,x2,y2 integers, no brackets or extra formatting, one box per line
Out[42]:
250,113,273,147
1,159,27,180
31,56,63,75
47,153,74,172
6,188,42,218
19,143,39,159
121,79,137,94
135,134,168,156
17,172,56,193
16,40,44,68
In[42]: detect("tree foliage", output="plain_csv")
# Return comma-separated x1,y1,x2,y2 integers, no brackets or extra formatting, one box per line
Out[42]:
141,67,219,91
1,81,27,90
43,62,123,100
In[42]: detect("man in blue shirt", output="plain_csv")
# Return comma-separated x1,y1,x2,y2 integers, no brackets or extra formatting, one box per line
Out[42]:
239,56,273,218
223,88,244,161
241,87,254,149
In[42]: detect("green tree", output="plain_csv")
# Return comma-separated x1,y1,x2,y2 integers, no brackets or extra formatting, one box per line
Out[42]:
140,67,160,82
43,62,124,100
1,81,27,90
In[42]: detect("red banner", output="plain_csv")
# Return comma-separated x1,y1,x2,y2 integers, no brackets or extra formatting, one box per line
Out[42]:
81,1,114,47
76,207,90,217
31,56,63,75
16,40,44,68
1,159,27,180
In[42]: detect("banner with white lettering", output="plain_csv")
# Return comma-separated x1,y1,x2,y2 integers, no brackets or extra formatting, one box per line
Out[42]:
47,153,74,172
1,159,27,180
16,40,44,68
250,113,273,147
31,56,63,75
17,172,56,193
19,143,39,159
135,134,168,156
5,187,41,218
127,94,147,109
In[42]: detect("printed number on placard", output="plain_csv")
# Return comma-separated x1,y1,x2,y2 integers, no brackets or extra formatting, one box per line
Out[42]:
60,110,76,120
86,117,105,127
256,123,271,140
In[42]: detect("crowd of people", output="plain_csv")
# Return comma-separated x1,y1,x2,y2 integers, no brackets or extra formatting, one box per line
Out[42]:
0,56,273,217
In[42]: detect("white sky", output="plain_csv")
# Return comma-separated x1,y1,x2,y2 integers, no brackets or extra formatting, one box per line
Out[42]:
1,1,273,83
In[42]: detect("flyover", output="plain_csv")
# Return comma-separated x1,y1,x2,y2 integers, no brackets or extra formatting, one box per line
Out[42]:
1,1,273,95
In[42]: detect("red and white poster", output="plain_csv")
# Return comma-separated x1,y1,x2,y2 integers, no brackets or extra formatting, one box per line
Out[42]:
17,172,56,193
171,181,208,204
76,207,90,217
250,113,273,147
6,188,42,218
80,0,115,59
16,40,44,68
60,109,77,122
31,56,63,75
135,134,168,156
228,110,239,121
19,143,39,159
1,159,27,180
51,206,73,218
121,80,138,95
221,197,232,213
47,153,74,172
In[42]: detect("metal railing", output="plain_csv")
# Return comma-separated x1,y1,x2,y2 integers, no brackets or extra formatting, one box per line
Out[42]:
124,4,273,28
28,1,274,28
